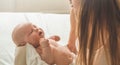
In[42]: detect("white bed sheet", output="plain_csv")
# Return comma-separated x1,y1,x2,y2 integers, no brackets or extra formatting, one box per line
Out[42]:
0,13,70,65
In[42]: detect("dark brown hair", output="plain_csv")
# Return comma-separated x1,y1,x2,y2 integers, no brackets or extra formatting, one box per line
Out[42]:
77,0,120,65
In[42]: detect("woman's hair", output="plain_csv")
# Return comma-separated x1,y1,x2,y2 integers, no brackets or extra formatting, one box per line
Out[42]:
76,0,120,65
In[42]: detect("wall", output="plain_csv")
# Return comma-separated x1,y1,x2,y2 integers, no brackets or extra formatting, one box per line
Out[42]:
0,0,70,13
0,0,15,12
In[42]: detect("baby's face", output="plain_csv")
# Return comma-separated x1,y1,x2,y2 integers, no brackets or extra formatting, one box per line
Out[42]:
23,23,45,47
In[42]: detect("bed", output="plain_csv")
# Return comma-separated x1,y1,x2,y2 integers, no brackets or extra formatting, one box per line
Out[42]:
0,13,70,65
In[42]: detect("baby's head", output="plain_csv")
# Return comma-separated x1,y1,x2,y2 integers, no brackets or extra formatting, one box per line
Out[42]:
12,22,44,47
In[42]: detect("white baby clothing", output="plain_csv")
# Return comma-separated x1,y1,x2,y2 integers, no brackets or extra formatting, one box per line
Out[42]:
15,43,48,65
26,43,48,65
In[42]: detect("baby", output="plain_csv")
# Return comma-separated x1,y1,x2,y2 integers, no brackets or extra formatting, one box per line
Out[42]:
12,22,75,65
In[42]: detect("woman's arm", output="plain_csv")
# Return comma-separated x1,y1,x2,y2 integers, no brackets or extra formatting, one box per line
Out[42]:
67,0,80,54
14,46,27,65
67,8,77,54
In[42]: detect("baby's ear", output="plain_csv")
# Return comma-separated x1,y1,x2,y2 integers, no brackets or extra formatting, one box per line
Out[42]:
48,35,60,41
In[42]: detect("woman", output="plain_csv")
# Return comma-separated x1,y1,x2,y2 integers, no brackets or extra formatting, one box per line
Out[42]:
67,0,120,65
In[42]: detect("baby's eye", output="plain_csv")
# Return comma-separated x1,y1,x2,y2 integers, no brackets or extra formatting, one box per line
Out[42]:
29,29,33,35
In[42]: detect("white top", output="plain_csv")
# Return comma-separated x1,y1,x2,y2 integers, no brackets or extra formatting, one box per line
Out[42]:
75,39,109,65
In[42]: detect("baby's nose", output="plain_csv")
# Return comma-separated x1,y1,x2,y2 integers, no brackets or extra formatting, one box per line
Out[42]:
39,31,42,35
38,30,43,35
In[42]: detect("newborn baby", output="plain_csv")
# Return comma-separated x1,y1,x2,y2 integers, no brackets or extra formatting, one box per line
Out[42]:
12,22,75,65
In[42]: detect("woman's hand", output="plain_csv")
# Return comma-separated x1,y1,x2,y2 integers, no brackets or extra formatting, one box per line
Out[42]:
53,45,75,65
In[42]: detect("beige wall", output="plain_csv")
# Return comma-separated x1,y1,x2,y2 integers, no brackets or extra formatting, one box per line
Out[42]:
0,0,70,13
0,0,15,12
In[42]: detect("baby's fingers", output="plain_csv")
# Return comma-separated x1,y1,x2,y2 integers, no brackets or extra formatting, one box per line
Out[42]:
49,35,60,41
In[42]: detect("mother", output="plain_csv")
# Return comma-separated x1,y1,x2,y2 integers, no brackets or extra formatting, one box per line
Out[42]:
67,0,120,65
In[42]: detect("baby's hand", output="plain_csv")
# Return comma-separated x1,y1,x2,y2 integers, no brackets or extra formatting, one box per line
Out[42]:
38,38,54,64
39,38,49,48
36,38,50,56
48,35,60,41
